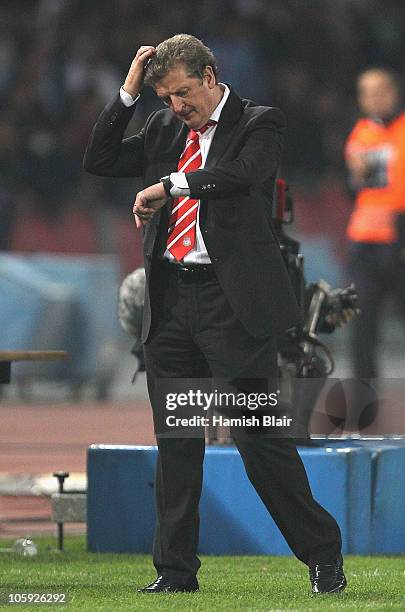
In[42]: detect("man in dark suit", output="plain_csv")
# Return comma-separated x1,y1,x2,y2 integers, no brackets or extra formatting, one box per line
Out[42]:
84,34,346,595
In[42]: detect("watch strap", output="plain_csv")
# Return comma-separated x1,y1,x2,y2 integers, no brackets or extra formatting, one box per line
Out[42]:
160,175,172,197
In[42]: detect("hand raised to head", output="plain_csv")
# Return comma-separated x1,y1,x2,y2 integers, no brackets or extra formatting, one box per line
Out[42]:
123,46,156,98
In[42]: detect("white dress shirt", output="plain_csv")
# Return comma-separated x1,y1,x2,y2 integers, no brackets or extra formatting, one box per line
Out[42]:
120,83,230,264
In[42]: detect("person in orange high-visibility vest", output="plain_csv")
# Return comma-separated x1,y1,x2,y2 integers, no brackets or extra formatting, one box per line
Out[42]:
345,67,405,424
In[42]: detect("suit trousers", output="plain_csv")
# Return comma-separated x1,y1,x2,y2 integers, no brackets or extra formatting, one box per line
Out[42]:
345,241,405,430
348,241,405,379
143,260,342,582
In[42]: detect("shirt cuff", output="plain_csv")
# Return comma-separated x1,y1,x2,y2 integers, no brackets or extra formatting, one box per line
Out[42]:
119,86,140,107
169,172,190,197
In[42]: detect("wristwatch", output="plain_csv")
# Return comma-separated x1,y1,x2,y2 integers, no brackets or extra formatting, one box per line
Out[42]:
160,175,172,197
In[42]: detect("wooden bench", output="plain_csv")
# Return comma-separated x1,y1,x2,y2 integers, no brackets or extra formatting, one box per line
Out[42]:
0,351,68,384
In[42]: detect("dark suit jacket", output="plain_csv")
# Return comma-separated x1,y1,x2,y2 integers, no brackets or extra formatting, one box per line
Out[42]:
83,87,302,342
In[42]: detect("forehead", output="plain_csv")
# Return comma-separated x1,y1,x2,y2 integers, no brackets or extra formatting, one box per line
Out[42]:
358,72,396,93
155,66,198,96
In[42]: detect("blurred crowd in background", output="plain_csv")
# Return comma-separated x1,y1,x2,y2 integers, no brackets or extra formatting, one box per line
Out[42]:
1,0,404,269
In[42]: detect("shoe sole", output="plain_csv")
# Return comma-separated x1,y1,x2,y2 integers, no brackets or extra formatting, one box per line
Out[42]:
138,590,199,593
312,579,347,595
138,587,199,593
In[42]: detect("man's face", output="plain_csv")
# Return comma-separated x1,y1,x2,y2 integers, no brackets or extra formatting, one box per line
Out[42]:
155,64,217,130
357,71,400,119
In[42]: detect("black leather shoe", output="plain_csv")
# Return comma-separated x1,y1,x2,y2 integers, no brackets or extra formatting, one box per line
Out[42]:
137,574,199,593
309,554,347,594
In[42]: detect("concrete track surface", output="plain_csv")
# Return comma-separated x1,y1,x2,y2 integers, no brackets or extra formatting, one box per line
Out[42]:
0,399,154,538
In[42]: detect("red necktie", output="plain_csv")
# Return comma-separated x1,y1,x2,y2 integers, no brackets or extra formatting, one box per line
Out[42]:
166,121,215,262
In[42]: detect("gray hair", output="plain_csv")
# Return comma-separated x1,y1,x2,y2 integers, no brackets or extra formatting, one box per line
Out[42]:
144,34,218,87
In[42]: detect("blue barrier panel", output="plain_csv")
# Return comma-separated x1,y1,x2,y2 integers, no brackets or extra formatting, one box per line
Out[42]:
371,446,405,553
87,444,371,555
310,440,405,554
345,447,372,554
87,445,156,553
199,447,350,555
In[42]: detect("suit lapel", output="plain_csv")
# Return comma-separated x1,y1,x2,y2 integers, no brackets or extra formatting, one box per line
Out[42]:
198,87,243,230
204,86,243,169
171,121,188,165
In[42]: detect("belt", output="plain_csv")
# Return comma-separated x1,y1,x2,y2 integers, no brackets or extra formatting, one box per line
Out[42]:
157,258,217,282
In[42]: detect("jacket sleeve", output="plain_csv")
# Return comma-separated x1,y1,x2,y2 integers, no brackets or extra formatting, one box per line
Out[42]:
83,93,152,177
185,107,286,199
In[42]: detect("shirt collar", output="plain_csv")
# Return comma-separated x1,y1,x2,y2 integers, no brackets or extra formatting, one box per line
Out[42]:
209,83,230,124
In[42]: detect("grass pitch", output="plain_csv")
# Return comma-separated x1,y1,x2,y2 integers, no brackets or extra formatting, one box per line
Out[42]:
0,536,404,611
